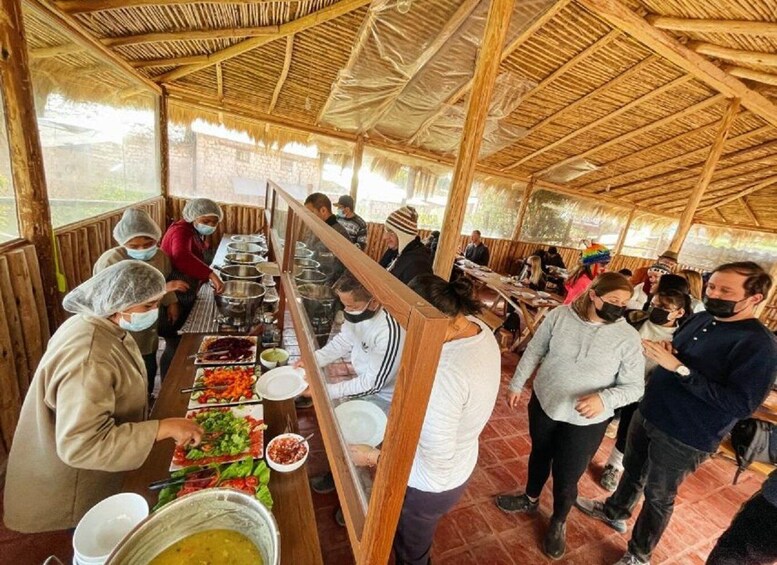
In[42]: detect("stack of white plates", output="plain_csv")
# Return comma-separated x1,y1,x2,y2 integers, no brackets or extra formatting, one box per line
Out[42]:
72,493,149,565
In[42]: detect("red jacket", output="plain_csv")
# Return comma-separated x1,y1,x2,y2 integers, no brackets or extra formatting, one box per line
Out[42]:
161,220,212,282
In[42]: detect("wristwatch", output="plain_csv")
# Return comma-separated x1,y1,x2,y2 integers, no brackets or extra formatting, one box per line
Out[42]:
674,365,691,377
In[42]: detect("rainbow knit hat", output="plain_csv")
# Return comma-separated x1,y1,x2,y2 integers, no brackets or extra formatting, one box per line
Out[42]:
581,243,611,266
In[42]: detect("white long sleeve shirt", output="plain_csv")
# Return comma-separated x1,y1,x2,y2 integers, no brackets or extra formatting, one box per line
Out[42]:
408,317,501,493
315,308,404,405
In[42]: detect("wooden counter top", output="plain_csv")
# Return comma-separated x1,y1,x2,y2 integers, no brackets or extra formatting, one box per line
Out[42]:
122,333,323,565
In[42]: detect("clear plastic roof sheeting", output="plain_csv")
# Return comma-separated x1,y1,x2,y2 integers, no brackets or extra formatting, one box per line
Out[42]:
681,224,777,271
319,0,553,156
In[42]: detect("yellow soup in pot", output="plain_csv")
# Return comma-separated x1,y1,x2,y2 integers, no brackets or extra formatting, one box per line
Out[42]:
149,529,264,565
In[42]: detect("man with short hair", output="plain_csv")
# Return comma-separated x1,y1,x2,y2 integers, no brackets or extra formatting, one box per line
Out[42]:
334,195,368,250
304,192,350,241
576,261,777,565
545,246,566,270
303,192,348,282
464,230,490,266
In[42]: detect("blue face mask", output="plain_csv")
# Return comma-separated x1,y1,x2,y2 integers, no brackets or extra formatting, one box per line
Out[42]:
125,245,158,261
118,308,159,332
195,223,216,236
336,209,346,218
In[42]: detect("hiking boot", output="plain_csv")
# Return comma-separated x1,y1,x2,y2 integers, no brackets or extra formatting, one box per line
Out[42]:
335,506,345,527
310,472,336,495
495,493,539,514
614,551,649,565
575,498,627,534
543,519,566,560
600,464,620,492
295,395,313,409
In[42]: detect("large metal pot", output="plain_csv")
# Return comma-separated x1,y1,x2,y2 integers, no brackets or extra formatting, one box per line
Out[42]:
293,258,320,276
225,252,265,266
294,269,328,285
105,489,279,565
227,241,267,255
294,247,314,260
231,234,266,245
216,264,262,283
214,281,265,325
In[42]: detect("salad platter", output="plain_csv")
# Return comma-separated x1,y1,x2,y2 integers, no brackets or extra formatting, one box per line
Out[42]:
187,365,261,408
194,335,258,365
171,405,265,471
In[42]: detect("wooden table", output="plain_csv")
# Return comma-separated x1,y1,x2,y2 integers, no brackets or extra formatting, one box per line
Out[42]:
122,333,324,565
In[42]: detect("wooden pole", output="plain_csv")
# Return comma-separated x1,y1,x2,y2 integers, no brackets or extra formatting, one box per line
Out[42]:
614,208,636,255
159,89,170,200
433,0,516,279
510,177,536,241
349,135,364,205
0,0,61,330
668,98,741,253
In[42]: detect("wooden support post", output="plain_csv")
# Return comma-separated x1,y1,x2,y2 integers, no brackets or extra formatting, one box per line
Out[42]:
433,0,515,279
158,89,170,200
0,0,61,330
614,208,636,255
668,98,741,253
349,135,364,205
510,177,536,241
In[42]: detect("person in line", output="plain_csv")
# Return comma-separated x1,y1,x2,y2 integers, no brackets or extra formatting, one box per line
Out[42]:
626,263,672,311
93,208,188,397
334,194,368,250
464,230,490,266
679,268,706,313
496,272,644,560
304,192,350,242
599,289,689,491
545,246,566,270
706,469,777,565
563,242,611,304
619,268,633,277
380,206,433,285
521,255,547,291
3,261,203,533
159,198,225,376
349,274,500,565
298,272,405,524
576,262,777,565
425,230,440,261
629,250,678,295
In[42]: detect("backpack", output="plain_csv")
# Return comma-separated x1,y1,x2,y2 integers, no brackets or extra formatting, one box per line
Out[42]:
730,418,777,484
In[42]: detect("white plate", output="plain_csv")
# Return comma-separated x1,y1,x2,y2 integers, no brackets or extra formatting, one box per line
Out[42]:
537,291,551,298
334,400,388,447
518,291,535,298
256,366,308,401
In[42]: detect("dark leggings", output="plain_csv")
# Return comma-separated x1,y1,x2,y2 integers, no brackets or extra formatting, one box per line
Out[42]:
526,393,609,522
615,401,640,454
707,493,777,565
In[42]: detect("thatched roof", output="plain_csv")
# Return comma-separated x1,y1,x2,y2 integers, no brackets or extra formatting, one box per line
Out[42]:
22,0,777,232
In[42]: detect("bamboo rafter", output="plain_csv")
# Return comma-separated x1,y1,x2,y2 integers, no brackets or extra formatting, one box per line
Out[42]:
690,42,777,69
645,15,777,37
29,43,84,58
102,26,281,48
682,171,777,212
130,55,209,68
54,0,294,12
739,197,761,226
652,167,777,211
696,175,777,213
268,35,294,114
726,66,777,88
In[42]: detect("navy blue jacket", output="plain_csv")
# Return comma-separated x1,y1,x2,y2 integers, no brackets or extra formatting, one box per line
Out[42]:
640,312,777,453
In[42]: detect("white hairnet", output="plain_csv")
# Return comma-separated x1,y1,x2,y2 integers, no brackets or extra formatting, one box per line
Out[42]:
182,198,223,223
113,208,162,245
63,260,166,317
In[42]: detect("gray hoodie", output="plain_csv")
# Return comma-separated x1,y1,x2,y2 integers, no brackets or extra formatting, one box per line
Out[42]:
509,305,645,426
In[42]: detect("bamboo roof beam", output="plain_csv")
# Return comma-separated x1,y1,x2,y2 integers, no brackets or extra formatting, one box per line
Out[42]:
645,15,777,38
696,218,777,235
667,98,740,252
539,94,724,176
24,0,161,94
510,176,535,241
665,171,777,212
349,135,364,204
504,74,693,170
102,26,281,48
696,175,777,213
690,42,777,69
215,63,223,100
739,197,761,227
29,43,84,58
578,0,777,128
726,66,777,88
268,35,294,114
55,0,284,12
156,0,373,84
357,0,480,134
405,0,577,145
433,0,516,280
130,55,209,68
713,208,728,223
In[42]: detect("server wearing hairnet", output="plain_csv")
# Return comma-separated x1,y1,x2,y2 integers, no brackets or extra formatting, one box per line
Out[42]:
93,208,188,392
3,262,203,534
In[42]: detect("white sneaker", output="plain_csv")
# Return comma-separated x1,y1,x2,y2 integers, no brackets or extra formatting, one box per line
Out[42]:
614,552,648,565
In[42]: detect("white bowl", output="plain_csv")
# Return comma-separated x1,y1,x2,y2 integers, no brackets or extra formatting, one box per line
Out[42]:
73,493,148,562
537,291,551,298
259,348,289,369
265,433,309,473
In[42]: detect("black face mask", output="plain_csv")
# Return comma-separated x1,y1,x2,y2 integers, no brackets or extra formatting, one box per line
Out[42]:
343,306,378,324
648,307,673,326
703,295,742,319
595,300,626,323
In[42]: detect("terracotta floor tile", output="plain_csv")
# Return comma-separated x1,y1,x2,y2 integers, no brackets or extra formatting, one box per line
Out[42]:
468,537,515,565
449,505,493,544
435,547,476,565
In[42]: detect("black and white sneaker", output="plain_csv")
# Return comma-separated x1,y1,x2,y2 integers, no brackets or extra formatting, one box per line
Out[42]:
495,493,539,514
575,497,627,534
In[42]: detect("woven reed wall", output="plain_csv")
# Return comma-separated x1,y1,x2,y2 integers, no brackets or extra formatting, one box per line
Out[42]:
166,197,266,238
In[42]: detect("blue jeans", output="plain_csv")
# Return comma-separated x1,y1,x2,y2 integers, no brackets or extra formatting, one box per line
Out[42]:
604,410,709,562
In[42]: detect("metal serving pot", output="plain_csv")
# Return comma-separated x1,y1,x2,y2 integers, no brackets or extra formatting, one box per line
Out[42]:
293,258,320,276
294,269,328,286
105,489,280,565
225,252,266,266
227,242,267,255
215,264,262,283
231,234,266,245
294,247,314,260
214,281,265,324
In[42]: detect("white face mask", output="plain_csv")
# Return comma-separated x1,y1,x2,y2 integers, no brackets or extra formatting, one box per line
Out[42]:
118,308,159,332
195,223,216,236
125,245,158,261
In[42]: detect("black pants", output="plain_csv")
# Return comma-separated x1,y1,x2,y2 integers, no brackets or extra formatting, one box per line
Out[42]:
615,402,639,454
707,493,777,565
393,481,468,565
526,393,609,522
142,352,158,396
604,410,708,562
